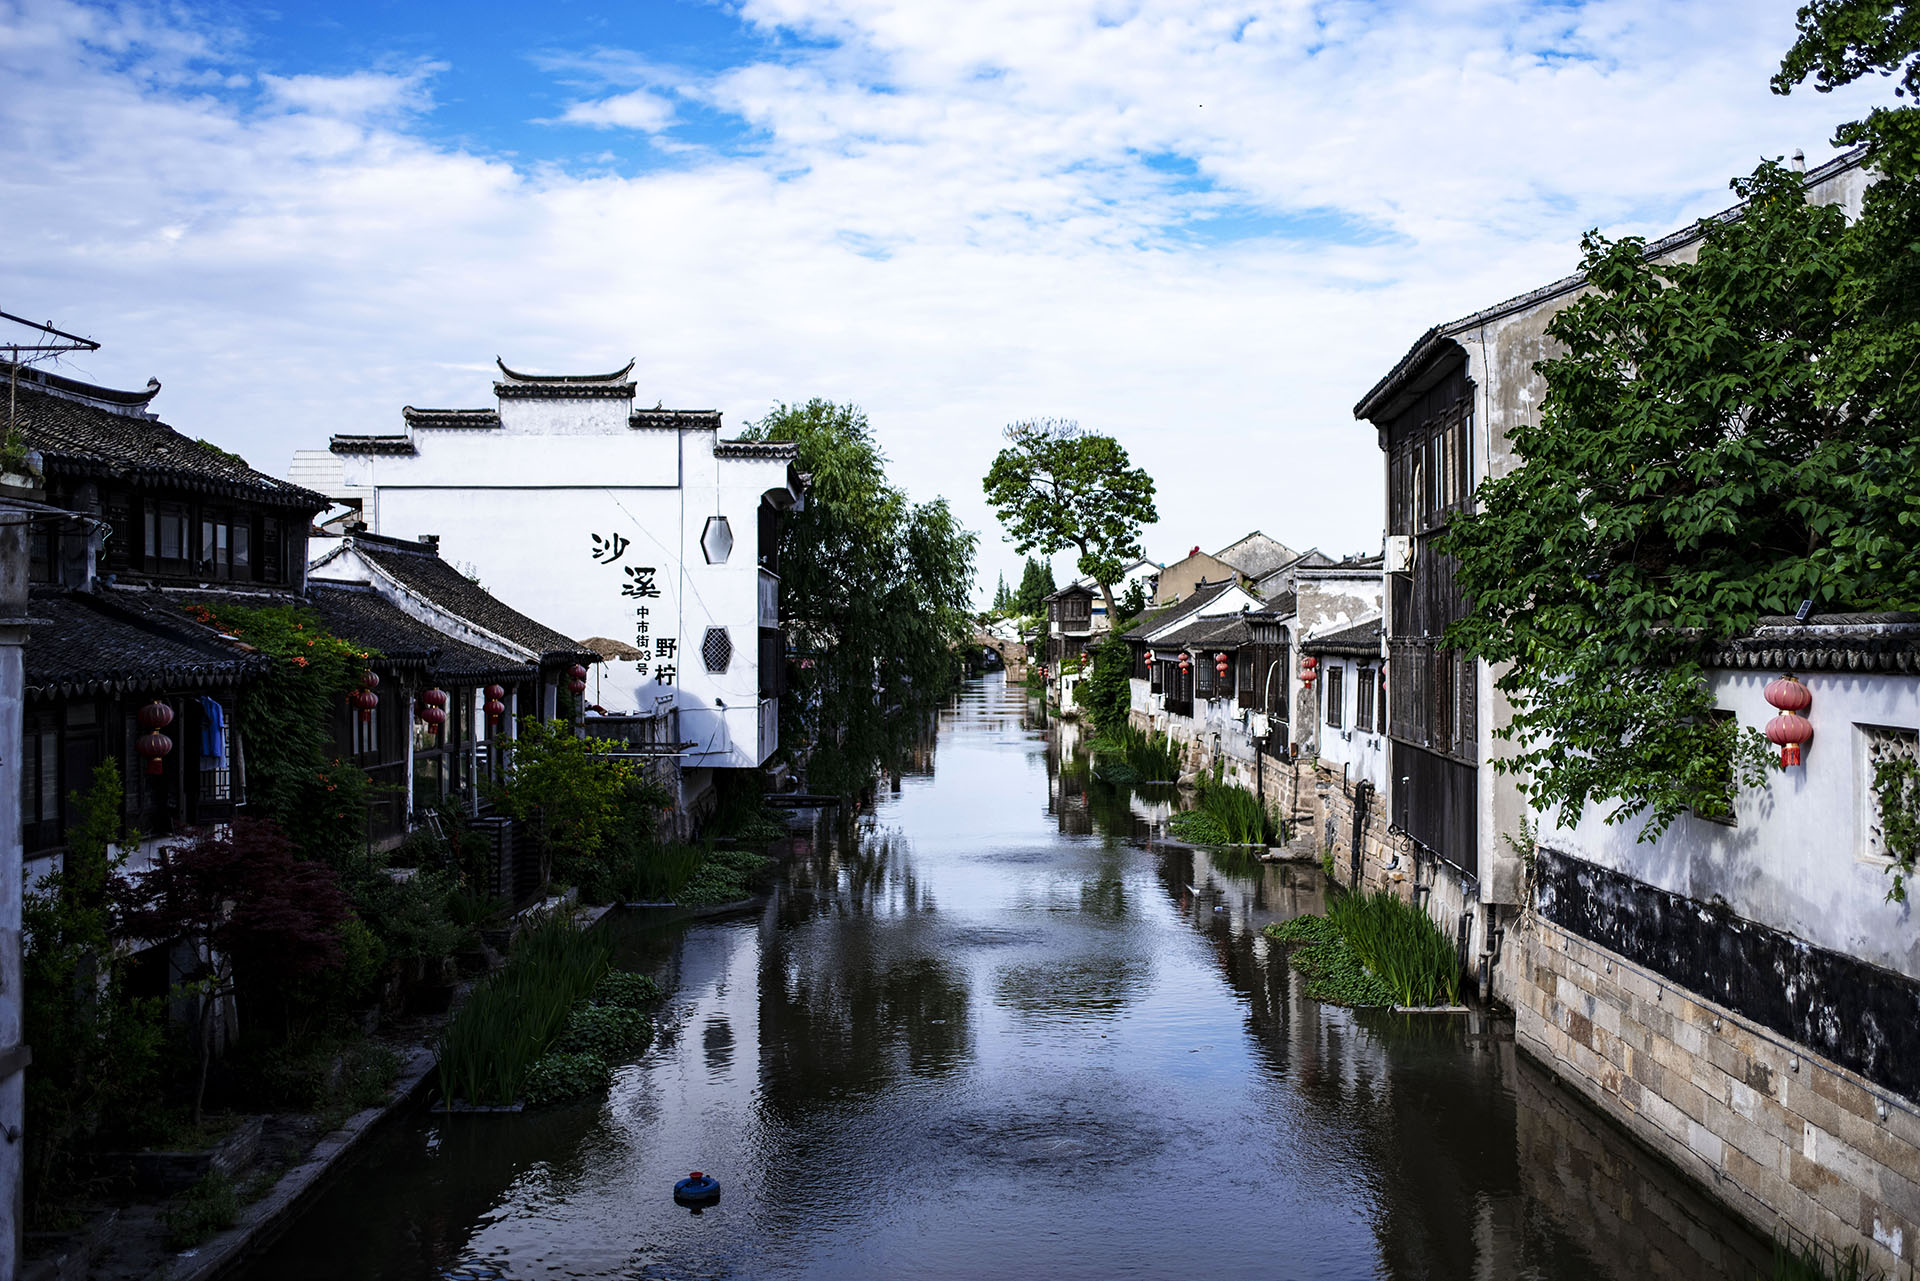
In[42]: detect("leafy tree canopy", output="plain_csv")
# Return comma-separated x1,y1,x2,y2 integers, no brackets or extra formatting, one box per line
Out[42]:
984,418,1157,620
743,399,978,795
1776,0,1920,170
1438,156,1920,837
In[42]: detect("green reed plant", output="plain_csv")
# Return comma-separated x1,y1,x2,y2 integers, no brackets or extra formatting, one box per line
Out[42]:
1089,724,1183,785
1326,890,1460,1008
437,913,612,1106
1169,779,1282,846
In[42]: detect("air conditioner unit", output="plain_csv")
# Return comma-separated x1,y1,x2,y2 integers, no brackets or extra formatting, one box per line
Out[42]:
1384,535,1413,573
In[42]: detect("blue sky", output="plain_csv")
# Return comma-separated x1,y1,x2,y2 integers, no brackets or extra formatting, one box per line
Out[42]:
0,0,1898,601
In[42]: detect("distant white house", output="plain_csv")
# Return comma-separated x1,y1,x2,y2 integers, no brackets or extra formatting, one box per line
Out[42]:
322,358,805,797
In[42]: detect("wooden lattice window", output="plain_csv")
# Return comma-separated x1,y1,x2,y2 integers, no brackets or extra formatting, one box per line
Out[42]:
1325,664,1344,729
1356,667,1375,734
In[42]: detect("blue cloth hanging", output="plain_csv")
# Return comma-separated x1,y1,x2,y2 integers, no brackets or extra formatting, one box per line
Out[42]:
198,697,228,771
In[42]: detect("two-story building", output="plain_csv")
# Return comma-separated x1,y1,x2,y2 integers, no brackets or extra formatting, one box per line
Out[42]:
1347,150,1920,1272
323,359,804,817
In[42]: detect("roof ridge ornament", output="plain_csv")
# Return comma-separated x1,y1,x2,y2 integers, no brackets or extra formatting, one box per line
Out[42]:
493,356,637,384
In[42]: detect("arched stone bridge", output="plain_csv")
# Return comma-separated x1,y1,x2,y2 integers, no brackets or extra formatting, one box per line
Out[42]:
971,626,1028,679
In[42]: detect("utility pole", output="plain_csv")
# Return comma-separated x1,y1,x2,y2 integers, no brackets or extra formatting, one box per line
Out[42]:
0,312,96,1281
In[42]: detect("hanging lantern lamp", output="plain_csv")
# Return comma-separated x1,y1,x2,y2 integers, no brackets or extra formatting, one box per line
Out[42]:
1764,675,1814,767
421,687,449,710
486,684,507,722
1300,654,1318,687
361,669,380,691
136,700,174,775
1214,651,1229,678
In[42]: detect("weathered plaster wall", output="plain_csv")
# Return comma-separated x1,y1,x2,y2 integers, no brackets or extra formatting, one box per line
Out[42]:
1313,654,1389,794
1537,666,1920,983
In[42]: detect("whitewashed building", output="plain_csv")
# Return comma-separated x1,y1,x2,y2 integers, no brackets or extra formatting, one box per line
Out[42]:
326,359,804,804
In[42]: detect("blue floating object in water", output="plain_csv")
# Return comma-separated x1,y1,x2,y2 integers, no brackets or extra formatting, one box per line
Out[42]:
674,1171,721,1205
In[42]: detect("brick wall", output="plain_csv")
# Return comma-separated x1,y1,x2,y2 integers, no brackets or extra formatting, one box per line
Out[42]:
1515,916,1920,1276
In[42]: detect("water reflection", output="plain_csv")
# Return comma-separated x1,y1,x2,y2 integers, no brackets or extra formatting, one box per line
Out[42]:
240,674,1770,1281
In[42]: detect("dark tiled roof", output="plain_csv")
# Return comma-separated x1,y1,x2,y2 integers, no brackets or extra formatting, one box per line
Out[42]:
1121,579,1242,642
24,589,264,699
714,439,799,459
1149,614,1253,652
330,434,416,456
351,534,594,662
305,584,537,684
1305,617,1384,657
4,364,325,510
402,408,499,430
1709,613,1920,675
493,357,636,401
633,410,723,430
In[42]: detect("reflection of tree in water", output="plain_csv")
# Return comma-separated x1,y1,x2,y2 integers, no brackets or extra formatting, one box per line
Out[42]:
756,823,973,1113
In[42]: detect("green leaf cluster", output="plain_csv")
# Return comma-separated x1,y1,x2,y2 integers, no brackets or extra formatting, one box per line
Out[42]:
741,400,978,796
182,601,376,863
1874,755,1920,902
984,418,1157,620
484,717,641,884
1438,152,1920,837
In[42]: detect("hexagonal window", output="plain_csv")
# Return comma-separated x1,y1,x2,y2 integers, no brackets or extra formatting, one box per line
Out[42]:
702,627,733,673
700,515,734,565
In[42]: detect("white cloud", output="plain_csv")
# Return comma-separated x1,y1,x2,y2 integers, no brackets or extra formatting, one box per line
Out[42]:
260,63,445,121
552,88,677,131
0,0,1897,601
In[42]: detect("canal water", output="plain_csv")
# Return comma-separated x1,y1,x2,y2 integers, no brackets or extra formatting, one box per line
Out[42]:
243,674,1774,1280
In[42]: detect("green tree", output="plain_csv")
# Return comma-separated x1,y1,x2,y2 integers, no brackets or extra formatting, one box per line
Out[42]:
1438,157,1920,837
486,718,639,887
985,419,1158,621
742,400,978,795
1775,0,1920,169
1115,578,1150,629
22,763,163,1214
1015,557,1055,617
992,571,1011,613
1080,635,1135,734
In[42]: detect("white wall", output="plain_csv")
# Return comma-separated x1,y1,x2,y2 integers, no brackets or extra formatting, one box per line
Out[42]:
340,410,793,769
1313,653,1389,792
1536,667,1920,981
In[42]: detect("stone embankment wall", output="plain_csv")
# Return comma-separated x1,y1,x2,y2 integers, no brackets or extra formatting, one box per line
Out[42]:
1512,914,1920,1276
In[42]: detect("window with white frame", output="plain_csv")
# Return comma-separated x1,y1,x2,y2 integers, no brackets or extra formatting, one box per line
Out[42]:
1862,724,1920,864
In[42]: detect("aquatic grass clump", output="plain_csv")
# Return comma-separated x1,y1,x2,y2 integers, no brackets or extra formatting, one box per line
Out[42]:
437,912,613,1106
1089,725,1182,784
1771,1234,1884,1281
675,847,775,907
521,967,664,1106
1327,890,1461,1008
1169,779,1283,846
1264,892,1460,1008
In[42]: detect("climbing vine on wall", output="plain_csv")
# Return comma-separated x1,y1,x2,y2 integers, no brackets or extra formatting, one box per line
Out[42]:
182,602,376,864
1874,755,1920,905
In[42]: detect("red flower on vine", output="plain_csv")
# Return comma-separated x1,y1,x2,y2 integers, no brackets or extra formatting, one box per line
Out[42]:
291,656,309,667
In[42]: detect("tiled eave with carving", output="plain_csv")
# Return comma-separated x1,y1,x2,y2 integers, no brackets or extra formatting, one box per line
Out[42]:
713,439,799,460
631,410,724,431
1709,613,1920,674
403,407,500,430
330,434,417,456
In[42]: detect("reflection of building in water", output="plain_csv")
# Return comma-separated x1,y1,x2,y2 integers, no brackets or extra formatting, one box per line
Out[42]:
1511,1059,1773,1280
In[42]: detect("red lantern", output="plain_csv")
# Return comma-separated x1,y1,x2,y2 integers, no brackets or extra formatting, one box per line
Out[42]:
350,687,379,723
1179,651,1191,672
361,670,380,691
1764,675,1814,767
569,663,588,681
569,679,588,695
1214,651,1229,678
422,687,449,709
486,684,507,722
420,705,448,732
1144,649,1155,665
136,701,174,775
1300,654,1318,687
